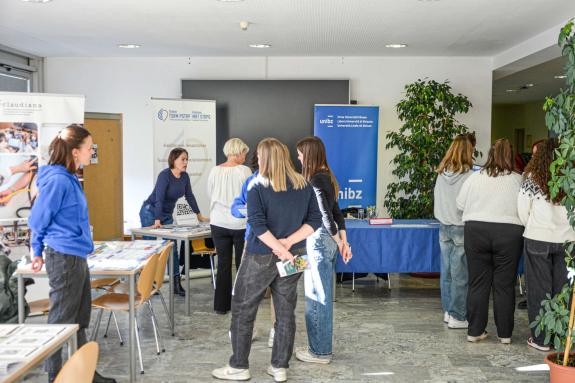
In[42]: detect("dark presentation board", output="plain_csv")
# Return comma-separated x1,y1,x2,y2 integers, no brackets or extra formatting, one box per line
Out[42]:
181,80,350,164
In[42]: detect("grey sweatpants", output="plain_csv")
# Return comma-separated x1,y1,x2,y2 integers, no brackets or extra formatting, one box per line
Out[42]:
44,247,91,375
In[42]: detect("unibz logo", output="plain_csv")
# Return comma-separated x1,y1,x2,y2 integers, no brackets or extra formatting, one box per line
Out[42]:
157,108,169,121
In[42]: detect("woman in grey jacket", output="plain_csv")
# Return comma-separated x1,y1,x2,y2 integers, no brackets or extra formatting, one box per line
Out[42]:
434,134,474,329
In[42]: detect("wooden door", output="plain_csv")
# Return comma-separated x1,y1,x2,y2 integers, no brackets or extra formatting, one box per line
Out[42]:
83,113,123,240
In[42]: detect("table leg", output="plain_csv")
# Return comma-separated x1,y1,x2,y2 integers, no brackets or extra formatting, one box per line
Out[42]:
129,274,136,383
185,239,190,316
18,274,24,324
168,248,175,336
131,233,135,241
67,332,78,358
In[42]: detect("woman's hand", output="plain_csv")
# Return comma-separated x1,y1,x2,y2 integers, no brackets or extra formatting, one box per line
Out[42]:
341,243,352,264
275,248,295,265
197,213,210,223
31,256,44,272
151,220,162,229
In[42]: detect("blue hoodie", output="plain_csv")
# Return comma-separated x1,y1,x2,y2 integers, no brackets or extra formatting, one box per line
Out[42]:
29,165,94,258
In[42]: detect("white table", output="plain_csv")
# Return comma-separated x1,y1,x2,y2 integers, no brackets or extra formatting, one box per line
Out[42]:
129,225,212,316
16,242,168,383
0,324,78,383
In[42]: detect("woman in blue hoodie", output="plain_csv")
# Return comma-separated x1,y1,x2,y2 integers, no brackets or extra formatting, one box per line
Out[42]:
29,125,116,383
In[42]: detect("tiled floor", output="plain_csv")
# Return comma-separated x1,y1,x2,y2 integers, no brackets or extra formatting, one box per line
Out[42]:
22,274,550,382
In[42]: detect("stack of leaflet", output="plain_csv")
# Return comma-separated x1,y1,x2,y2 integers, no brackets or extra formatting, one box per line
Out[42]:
0,325,68,375
88,241,166,270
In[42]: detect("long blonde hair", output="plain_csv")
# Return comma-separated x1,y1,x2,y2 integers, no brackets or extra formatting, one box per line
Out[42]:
257,138,306,192
436,134,474,174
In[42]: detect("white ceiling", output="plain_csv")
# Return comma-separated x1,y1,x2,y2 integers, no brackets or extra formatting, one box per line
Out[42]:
493,56,566,104
0,0,574,57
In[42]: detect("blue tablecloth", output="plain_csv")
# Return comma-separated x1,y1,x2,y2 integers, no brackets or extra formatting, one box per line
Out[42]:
335,219,441,273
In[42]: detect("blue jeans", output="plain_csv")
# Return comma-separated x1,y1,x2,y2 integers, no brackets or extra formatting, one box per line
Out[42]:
304,226,338,356
439,224,468,321
139,203,179,277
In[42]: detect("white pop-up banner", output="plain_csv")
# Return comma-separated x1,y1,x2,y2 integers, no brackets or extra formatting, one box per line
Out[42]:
0,92,85,223
151,98,216,223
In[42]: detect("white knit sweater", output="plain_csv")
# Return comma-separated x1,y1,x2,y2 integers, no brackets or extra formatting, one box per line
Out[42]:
456,171,523,225
517,176,575,243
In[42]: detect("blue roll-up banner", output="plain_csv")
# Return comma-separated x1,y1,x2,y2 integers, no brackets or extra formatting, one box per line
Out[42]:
314,105,379,209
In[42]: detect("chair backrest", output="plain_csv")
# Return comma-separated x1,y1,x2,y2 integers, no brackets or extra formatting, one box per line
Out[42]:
137,253,159,302
154,243,173,290
54,342,99,383
192,238,214,253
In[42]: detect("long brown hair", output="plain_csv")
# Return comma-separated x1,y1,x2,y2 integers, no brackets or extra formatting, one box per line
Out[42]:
49,124,91,173
436,135,474,174
257,138,306,192
296,136,339,198
482,138,515,177
524,138,564,204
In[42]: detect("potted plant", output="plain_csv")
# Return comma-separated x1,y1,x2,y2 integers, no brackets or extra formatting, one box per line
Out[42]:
530,19,575,383
385,79,478,219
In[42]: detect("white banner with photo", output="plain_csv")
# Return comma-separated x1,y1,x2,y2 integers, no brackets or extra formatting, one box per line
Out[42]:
0,92,84,268
151,98,216,224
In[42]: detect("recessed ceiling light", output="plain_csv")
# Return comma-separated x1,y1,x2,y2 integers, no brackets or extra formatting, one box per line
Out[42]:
249,44,271,49
525,83,535,87
21,0,52,3
554,75,567,79
385,44,408,48
118,44,141,49
506,89,518,93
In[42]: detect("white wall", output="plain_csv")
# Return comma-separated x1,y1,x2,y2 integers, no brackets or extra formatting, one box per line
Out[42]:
45,56,492,230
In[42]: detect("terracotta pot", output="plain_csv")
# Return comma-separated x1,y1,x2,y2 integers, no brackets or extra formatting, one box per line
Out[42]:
545,352,575,383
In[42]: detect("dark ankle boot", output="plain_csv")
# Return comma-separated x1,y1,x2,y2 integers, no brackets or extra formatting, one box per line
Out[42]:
93,371,117,383
174,275,186,296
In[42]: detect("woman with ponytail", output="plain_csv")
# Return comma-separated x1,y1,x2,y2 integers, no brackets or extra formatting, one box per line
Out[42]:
29,125,116,383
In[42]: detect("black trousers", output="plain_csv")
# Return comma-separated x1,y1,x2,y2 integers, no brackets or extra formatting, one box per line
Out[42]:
211,224,246,312
464,221,523,338
525,238,570,346
44,248,91,375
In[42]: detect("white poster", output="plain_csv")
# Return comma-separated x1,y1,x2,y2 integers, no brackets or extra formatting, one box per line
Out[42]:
151,98,216,223
0,92,84,266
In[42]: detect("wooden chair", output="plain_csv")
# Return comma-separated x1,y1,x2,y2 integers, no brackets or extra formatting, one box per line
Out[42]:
54,342,99,383
105,243,173,352
191,239,217,289
91,253,159,374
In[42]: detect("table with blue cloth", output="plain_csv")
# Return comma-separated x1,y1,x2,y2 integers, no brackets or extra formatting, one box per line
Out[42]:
335,219,441,274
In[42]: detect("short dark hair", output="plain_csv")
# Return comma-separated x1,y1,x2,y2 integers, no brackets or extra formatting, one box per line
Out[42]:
49,124,91,173
168,148,188,169
482,138,514,177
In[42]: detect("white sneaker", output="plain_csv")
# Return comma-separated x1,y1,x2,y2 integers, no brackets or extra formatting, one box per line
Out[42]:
212,365,251,381
443,312,450,323
268,328,275,348
266,365,287,382
295,348,331,364
447,317,468,329
499,337,512,344
467,332,488,343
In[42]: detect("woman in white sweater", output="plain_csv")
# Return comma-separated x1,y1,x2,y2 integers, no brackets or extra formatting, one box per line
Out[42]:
456,138,523,344
208,138,252,314
518,138,575,351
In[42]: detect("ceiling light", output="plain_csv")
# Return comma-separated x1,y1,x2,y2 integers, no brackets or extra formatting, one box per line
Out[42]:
525,83,535,87
385,44,408,48
118,44,141,49
249,44,271,49
506,89,518,93
554,75,567,79
21,0,52,3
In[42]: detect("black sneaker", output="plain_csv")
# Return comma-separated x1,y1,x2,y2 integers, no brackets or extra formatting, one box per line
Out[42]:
93,371,117,383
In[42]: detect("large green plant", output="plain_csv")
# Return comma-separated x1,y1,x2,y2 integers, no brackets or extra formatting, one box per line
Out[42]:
384,79,475,219
531,19,575,367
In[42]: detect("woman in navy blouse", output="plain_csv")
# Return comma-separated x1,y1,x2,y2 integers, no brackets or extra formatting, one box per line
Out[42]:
140,147,209,296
